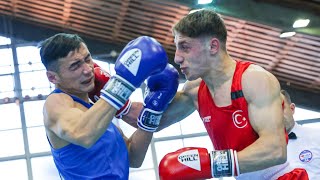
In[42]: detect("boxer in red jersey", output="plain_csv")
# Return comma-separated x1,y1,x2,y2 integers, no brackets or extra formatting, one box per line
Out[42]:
157,9,309,179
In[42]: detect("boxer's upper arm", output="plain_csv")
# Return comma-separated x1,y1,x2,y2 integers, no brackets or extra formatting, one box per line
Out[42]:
238,67,286,172
44,93,116,148
44,94,86,143
243,68,284,143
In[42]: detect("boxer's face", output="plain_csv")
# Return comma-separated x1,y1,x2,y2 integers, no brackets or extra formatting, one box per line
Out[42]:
174,33,211,81
49,43,95,95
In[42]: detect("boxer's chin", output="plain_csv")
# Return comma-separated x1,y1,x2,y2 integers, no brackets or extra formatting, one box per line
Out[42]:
83,81,95,93
87,85,95,93
185,74,197,81
183,72,189,80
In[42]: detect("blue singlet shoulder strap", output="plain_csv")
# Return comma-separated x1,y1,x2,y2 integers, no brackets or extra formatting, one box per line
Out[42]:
51,89,92,109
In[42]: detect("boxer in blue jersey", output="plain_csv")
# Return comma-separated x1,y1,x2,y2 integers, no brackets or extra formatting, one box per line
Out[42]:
39,33,179,179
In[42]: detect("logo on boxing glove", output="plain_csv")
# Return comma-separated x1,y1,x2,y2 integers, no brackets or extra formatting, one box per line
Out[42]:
119,48,141,76
177,149,201,171
141,110,161,128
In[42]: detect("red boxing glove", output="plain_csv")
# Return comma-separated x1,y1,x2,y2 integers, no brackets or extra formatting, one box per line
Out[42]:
159,147,212,180
89,63,131,118
93,63,100,68
159,147,240,180
89,65,111,102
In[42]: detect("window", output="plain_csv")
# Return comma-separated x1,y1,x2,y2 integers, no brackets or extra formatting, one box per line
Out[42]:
31,156,60,180
0,48,14,74
20,70,53,97
24,100,51,153
0,103,21,130
27,126,50,153
0,48,15,99
0,129,25,157
16,46,53,97
24,100,46,127
0,36,11,45
0,75,15,99
0,159,28,180
17,46,44,72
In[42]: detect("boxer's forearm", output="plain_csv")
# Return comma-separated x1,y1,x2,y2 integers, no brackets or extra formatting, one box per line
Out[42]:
157,92,195,131
121,102,143,128
121,102,153,167
127,129,153,168
237,135,287,173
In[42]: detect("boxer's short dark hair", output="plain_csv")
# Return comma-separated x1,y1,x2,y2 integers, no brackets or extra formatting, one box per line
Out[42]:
39,33,85,72
281,90,292,104
173,9,227,49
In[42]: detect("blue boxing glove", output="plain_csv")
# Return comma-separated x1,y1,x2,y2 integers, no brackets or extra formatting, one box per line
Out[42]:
100,36,168,109
138,64,179,132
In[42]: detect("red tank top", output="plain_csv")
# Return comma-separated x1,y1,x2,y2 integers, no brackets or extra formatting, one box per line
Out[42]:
198,60,259,151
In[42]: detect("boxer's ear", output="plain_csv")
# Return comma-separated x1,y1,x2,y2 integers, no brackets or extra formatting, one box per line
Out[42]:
209,38,219,55
290,103,296,114
47,71,59,84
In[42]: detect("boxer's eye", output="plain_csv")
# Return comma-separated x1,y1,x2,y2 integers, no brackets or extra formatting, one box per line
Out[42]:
84,54,92,63
70,61,82,71
181,45,190,52
70,64,80,71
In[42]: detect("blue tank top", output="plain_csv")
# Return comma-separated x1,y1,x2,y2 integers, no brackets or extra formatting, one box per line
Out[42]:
48,89,129,180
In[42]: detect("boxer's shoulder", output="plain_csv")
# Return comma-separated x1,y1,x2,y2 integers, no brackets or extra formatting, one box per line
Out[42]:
242,65,280,101
45,93,75,109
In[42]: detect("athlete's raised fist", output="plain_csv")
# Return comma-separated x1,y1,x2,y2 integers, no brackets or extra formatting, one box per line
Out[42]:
89,65,110,102
88,64,131,118
100,36,168,110
138,64,179,132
